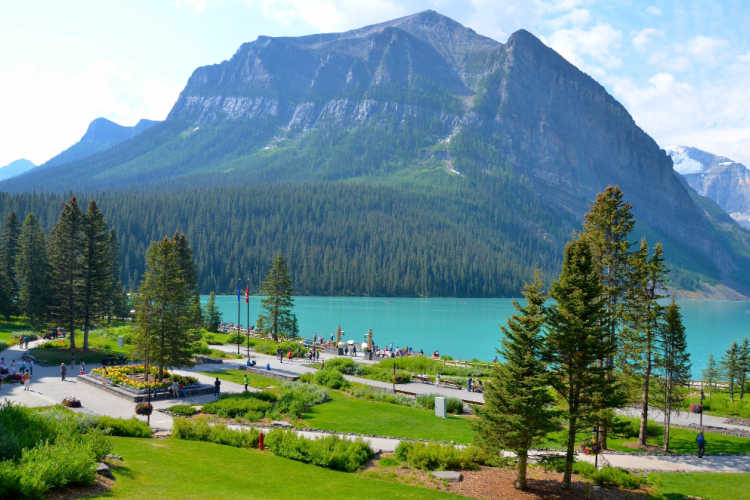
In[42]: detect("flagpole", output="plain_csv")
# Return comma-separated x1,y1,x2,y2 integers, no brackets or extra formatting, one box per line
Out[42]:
246,283,250,358
237,283,241,355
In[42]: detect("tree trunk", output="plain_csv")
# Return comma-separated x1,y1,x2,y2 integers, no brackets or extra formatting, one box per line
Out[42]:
516,451,528,490
663,387,671,452
564,412,577,489
638,346,652,446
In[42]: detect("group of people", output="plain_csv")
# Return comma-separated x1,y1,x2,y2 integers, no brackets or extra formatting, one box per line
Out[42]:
0,356,34,390
466,376,483,393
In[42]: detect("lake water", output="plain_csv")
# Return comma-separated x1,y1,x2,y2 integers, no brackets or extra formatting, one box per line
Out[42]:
206,296,750,377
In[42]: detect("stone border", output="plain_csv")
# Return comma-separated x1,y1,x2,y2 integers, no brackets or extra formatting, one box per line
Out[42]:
77,374,215,402
238,364,300,382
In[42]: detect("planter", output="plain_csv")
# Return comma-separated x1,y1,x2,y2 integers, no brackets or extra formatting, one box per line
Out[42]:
62,397,82,408
135,402,153,416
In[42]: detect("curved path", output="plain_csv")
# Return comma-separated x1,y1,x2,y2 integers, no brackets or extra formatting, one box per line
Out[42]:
3,342,750,473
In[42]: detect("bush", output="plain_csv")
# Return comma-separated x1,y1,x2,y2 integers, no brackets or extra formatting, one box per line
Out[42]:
349,386,417,407
227,333,245,345
395,441,492,471
273,382,330,419
323,358,365,375
313,369,349,389
363,367,412,384
202,397,273,421
18,439,97,498
172,417,259,448
539,457,645,490
84,428,113,460
416,394,463,414
265,429,373,472
96,416,151,438
167,404,198,416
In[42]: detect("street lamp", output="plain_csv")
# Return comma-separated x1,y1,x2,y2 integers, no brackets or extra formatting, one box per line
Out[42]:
392,361,396,394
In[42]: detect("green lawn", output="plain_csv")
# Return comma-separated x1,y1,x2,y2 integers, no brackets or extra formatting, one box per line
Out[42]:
199,369,280,390
540,418,750,455
96,437,460,499
301,391,475,443
650,472,750,500
0,316,35,345
683,391,750,419
30,328,138,364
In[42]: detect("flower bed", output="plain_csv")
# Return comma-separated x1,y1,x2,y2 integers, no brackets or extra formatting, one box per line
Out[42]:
90,365,198,393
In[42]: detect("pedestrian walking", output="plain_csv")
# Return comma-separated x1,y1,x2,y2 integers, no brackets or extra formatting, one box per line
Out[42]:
214,377,221,398
28,359,33,376
244,373,249,392
467,376,473,392
81,361,86,374
60,363,67,382
696,431,706,458
278,347,283,364
23,371,31,391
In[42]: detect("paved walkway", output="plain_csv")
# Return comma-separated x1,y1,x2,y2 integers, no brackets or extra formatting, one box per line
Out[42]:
3,342,750,473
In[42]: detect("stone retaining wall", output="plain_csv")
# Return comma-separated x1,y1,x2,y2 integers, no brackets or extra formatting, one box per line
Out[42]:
77,374,215,402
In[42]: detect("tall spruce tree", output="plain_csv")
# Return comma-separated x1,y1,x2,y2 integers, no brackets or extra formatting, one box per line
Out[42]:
738,339,749,400
15,214,49,330
1,212,21,316
655,301,691,451
722,342,740,402
546,238,621,489
581,186,635,448
259,254,298,341
476,275,558,490
623,240,667,447
702,354,719,398
48,197,84,348
135,236,201,378
81,201,112,350
107,228,129,321
203,291,221,332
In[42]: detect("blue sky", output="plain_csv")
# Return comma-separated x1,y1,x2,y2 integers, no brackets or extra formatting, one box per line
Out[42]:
2,0,750,166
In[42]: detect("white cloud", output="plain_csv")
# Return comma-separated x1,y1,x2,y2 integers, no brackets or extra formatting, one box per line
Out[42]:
548,23,623,72
0,61,178,166
738,51,750,63
686,35,729,59
547,8,591,29
645,5,661,16
632,28,663,51
259,0,408,33
175,0,206,13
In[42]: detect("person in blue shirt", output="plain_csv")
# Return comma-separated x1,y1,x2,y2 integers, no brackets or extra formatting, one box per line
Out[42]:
696,431,706,458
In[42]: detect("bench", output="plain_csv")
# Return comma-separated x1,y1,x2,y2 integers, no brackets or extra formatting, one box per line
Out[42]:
412,374,431,384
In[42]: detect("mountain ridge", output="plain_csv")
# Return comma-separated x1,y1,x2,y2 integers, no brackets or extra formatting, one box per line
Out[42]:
0,159,35,182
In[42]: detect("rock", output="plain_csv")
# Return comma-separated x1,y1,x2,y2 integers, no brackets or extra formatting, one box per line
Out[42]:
96,462,114,480
271,421,293,428
431,470,462,482
104,454,124,461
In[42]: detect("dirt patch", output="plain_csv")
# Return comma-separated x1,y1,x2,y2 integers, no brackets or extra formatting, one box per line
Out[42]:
47,475,112,500
621,441,664,453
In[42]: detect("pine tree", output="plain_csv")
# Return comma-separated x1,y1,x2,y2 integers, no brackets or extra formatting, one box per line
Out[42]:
738,339,749,400
174,232,202,327
622,240,667,447
581,186,635,448
81,200,112,350
259,254,297,341
15,214,49,330
702,354,719,398
203,291,221,332
476,275,558,490
107,228,129,321
545,238,621,489
722,342,740,402
654,301,691,451
135,236,201,379
48,197,84,348
1,212,21,312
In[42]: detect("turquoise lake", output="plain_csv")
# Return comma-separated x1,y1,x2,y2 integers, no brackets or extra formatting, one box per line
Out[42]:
207,296,750,377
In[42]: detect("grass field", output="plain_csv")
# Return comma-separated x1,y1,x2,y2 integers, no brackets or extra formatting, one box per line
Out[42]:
540,417,750,455
30,327,139,364
96,437,460,499
683,391,750,419
650,472,750,499
0,316,35,345
198,369,280,390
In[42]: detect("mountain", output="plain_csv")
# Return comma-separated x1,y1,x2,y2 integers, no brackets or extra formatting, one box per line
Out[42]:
0,159,35,182
2,10,750,297
43,117,159,167
669,146,750,229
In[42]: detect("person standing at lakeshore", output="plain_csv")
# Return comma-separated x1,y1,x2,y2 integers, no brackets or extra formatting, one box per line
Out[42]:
60,363,67,382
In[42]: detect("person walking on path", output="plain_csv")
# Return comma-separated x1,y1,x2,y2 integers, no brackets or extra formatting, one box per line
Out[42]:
60,363,67,382
697,431,706,458
214,377,221,398
23,371,31,391
28,359,33,376
277,347,283,364
243,373,249,392
467,376,473,392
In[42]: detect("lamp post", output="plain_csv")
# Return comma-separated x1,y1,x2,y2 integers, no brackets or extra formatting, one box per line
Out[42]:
392,361,396,394
700,389,705,429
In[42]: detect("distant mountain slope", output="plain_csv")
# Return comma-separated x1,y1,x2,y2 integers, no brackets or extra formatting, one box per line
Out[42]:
2,10,750,296
0,159,35,182
669,146,750,228
44,117,159,167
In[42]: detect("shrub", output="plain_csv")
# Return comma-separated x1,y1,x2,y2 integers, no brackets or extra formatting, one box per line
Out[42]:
0,459,20,498
264,429,373,472
167,404,198,416
19,439,97,498
172,417,259,448
349,386,417,407
83,428,113,460
323,358,365,375
539,457,645,490
416,394,463,414
395,441,492,471
194,340,212,355
96,416,151,438
313,369,349,389
274,382,330,419
364,367,411,384
202,397,273,421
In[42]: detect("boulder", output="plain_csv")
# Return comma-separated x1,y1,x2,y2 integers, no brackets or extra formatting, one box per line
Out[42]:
431,470,462,482
96,462,114,480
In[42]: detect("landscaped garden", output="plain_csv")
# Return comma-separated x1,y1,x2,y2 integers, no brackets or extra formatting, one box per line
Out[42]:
90,365,198,393
30,325,139,364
